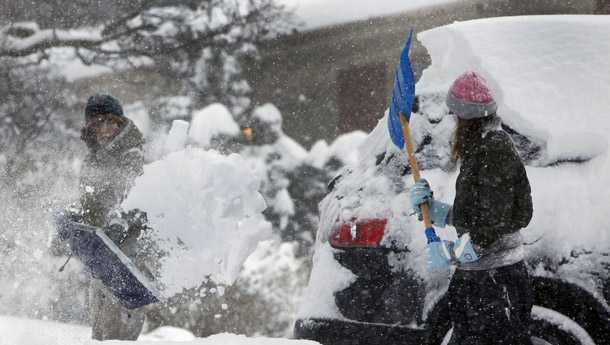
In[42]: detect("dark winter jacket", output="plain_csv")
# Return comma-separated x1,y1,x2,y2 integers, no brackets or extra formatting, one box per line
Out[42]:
451,120,533,250
80,119,146,243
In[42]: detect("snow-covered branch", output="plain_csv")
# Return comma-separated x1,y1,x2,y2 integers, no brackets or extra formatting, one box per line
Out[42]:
1,23,103,58
0,0,294,153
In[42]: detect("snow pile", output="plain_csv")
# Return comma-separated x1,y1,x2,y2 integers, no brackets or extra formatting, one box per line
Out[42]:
307,131,368,169
0,315,90,345
164,120,190,151
252,103,282,126
189,103,241,147
239,239,308,332
138,326,196,341
0,315,321,345
122,125,271,297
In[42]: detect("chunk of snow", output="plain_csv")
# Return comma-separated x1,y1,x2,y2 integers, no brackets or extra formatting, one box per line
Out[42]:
273,188,295,216
188,103,240,147
122,147,271,297
417,15,610,164
164,120,190,152
253,103,282,125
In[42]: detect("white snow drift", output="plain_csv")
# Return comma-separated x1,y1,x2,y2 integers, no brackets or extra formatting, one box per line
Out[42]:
122,127,272,297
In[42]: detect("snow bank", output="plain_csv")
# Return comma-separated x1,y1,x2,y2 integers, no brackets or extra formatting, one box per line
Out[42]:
189,103,241,147
0,315,90,345
122,141,271,297
0,316,321,345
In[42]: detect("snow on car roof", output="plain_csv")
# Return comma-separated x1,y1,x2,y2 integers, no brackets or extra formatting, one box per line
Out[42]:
413,15,610,279
417,15,610,165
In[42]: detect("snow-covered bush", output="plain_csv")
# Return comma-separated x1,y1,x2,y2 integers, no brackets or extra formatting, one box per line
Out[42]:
117,100,365,335
145,237,309,338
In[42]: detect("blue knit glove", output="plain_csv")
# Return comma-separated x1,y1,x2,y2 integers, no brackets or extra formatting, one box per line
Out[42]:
409,179,452,228
425,240,454,269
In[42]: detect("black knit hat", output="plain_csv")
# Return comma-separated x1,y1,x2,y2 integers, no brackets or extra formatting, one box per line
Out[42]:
84,94,124,123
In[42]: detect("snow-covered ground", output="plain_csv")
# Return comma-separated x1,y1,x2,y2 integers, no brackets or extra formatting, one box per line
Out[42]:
0,315,320,345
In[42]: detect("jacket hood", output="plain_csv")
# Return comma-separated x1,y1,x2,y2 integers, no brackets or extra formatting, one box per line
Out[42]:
82,119,145,155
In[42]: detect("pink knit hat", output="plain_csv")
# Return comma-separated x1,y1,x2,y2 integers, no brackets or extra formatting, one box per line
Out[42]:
446,71,497,119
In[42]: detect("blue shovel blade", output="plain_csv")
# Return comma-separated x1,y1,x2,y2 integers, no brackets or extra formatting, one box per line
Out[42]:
388,28,416,149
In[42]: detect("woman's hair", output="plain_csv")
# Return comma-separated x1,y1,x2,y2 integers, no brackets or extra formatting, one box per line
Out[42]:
451,114,498,166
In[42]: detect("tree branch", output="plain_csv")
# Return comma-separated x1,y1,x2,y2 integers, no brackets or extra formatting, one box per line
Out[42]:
0,27,103,58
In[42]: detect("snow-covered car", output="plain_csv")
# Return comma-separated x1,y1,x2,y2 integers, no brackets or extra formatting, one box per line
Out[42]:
294,15,610,345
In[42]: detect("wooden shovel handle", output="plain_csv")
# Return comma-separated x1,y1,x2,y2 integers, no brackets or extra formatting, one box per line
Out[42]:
399,111,433,229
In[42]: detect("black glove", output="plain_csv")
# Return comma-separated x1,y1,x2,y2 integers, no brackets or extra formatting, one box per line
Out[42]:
54,212,83,241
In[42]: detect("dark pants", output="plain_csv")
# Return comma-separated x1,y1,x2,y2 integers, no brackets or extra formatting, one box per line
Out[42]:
447,261,534,345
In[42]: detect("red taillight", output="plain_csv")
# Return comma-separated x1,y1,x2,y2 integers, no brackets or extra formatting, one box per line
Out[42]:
330,219,387,248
